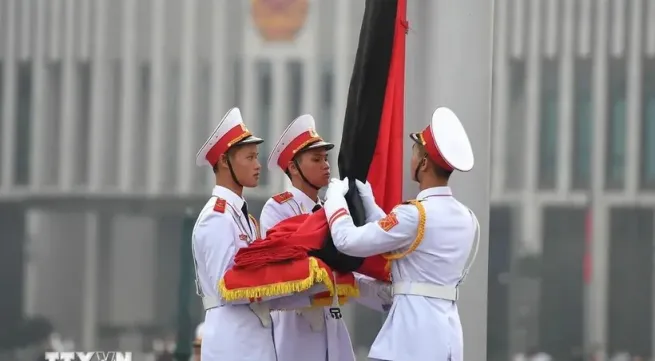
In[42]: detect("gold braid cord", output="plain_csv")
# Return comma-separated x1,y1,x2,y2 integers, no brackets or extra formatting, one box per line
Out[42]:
227,131,252,148
248,214,260,238
293,137,323,154
383,200,426,260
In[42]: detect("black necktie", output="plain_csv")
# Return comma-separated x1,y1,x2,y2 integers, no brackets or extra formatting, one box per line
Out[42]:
241,203,252,232
312,204,323,213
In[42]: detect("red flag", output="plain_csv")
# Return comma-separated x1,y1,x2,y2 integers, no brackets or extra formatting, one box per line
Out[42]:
219,0,406,301
220,210,390,303
367,0,407,213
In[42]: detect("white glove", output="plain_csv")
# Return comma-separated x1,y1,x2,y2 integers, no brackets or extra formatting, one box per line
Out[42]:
355,179,375,199
355,179,386,222
324,177,351,227
325,177,349,200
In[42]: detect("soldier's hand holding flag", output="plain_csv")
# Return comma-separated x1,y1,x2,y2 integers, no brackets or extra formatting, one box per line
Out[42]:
355,179,387,222
326,177,349,199
324,177,349,227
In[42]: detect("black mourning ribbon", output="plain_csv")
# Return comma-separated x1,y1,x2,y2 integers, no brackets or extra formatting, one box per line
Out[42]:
241,203,252,233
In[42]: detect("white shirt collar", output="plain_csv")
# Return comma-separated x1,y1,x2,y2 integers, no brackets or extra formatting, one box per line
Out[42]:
416,186,452,200
289,186,320,213
212,185,246,209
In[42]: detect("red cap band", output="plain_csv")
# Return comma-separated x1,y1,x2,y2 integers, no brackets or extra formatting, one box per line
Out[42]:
205,124,251,165
419,125,453,171
277,130,323,170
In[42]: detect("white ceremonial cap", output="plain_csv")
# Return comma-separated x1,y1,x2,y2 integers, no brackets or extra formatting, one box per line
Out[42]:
267,114,334,171
195,107,264,167
409,106,474,172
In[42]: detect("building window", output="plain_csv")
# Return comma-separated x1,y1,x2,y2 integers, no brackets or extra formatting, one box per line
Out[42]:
75,62,91,187
320,63,333,140
607,208,653,356
14,62,32,186
538,60,559,190
572,59,592,190
134,63,151,190
105,61,122,188
539,207,586,360
640,58,655,189
287,60,303,123
539,94,558,189
487,206,514,361
44,62,62,186
257,60,272,186
606,59,626,189
505,60,527,190
163,64,180,189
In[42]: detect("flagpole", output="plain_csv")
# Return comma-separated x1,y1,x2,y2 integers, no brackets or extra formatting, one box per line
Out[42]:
416,1,494,360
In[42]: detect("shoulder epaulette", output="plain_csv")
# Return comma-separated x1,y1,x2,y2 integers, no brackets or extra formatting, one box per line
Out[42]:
272,191,293,204
393,199,422,212
213,198,226,213
402,199,417,205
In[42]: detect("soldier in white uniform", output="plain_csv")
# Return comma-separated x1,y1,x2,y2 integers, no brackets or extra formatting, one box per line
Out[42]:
260,114,393,361
323,107,481,361
193,108,327,361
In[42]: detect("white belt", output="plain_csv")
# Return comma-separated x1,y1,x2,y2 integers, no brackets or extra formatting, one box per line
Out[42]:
202,296,220,310
393,282,459,301
202,296,271,328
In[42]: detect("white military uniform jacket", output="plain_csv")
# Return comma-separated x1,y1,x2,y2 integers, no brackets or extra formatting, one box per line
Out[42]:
329,186,478,361
193,186,320,361
260,186,391,361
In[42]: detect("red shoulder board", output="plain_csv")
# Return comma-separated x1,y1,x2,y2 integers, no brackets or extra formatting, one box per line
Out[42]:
272,191,293,204
213,198,226,213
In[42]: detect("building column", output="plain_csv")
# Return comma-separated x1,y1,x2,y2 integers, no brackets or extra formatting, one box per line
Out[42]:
403,0,428,198
422,1,494,360
588,0,610,351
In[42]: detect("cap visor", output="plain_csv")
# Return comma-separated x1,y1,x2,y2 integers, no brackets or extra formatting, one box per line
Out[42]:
409,132,421,144
305,140,334,151
235,135,264,146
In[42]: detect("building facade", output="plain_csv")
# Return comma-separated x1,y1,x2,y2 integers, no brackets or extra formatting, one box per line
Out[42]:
1,0,655,359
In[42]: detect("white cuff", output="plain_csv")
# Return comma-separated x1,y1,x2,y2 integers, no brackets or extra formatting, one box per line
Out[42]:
324,193,351,227
363,199,387,223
